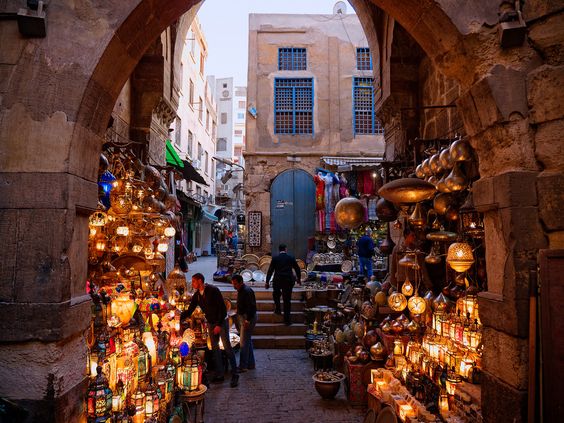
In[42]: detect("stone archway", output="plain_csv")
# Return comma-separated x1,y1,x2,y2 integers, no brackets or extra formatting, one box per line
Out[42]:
1,1,562,421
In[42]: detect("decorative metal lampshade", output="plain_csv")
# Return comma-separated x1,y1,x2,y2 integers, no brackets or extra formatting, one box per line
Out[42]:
408,295,427,315
425,242,442,265
110,294,137,327
387,291,408,311
144,379,160,417
449,139,473,161
132,389,145,419
87,366,112,421
408,202,426,228
447,242,475,272
401,277,414,297
334,197,365,229
445,162,467,192
398,252,417,268
378,178,436,204
459,192,484,238
439,148,454,170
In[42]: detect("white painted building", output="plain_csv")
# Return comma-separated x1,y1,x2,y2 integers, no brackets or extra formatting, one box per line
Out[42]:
171,16,218,256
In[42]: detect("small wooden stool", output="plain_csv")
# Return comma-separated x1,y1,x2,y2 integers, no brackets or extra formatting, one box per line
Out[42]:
176,385,207,423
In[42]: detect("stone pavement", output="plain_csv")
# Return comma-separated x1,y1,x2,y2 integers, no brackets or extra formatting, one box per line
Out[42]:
203,349,365,423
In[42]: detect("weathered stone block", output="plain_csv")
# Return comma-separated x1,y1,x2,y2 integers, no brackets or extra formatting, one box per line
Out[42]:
473,171,539,210
478,292,529,337
548,231,564,249
499,206,547,251
534,119,564,172
482,327,528,391
523,0,564,21
0,210,17,302
13,209,72,303
481,371,527,423
529,14,564,65
0,299,90,343
537,172,564,231
528,65,564,124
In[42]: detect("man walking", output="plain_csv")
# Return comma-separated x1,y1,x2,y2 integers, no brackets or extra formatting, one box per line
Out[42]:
356,228,375,278
181,273,239,387
265,244,301,326
231,274,257,372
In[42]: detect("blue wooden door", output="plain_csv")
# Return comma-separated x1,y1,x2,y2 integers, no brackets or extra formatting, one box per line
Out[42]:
270,169,315,260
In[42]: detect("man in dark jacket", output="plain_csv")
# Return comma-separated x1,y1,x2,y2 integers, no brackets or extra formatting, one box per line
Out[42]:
265,244,301,326
356,228,375,278
231,274,257,371
181,273,239,387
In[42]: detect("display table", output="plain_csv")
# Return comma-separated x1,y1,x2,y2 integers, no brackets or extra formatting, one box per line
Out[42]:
176,384,207,423
344,359,382,406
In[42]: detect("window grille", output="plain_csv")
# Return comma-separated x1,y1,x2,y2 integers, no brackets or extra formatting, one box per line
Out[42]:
274,78,313,135
353,77,383,135
356,47,372,70
278,48,307,71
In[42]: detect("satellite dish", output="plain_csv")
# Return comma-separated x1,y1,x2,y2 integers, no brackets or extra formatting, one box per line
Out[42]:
333,1,347,15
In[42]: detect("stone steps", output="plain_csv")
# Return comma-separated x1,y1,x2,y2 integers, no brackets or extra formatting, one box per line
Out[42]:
253,335,305,349
257,310,304,323
254,322,307,336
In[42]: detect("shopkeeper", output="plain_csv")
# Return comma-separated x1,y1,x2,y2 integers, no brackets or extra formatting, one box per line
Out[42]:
181,273,239,388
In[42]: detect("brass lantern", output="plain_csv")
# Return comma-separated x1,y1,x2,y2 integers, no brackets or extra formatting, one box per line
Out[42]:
144,379,160,418
334,197,366,229
459,192,484,238
408,294,426,315
408,202,426,228
87,366,112,421
447,242,475,272
401,277,414,297
388,291,408,312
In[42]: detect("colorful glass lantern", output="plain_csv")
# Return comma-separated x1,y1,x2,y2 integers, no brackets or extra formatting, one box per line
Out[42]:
408,295,426,315
446,368,462,395
393,338,404,356
131,389,145,419
157,237,169,253
110,294,137,326
388,291,408,311
144,379,159,417
116,225,129,236
447,242,475,272
142,329,158,368
164,226,176,237
177,354,202,392
438,389,450,414
134,335,149,382
87,366,112,422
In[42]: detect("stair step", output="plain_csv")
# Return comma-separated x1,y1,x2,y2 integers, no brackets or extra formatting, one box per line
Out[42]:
253,335,305,349
254,323,307,336
221,288,305,301
255,300,305,312
257,311,304,323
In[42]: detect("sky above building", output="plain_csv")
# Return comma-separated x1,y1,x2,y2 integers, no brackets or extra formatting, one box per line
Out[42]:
197,0,354,86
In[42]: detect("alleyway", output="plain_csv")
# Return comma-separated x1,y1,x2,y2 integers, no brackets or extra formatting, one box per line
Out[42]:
204,349,365,423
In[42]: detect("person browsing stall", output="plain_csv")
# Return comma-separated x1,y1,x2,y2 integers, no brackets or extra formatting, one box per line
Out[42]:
180,273,239,387
231,274,257,372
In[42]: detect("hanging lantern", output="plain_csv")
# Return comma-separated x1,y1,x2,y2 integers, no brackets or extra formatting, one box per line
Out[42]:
436,174,452,193
164,226,176,237
393,338,404,356
87,366,112,421
378,224,395,255
449,139,473,161
433,193,455,215
144,379,160,417
433,293,449,312
401,277,414,297
388,291,408,311
177,354,202,392
89,211,108,227
429,154,442,175
408,295,427,315
459,192,484,238
133,335,149,382
378,178,436,204
334,197,365,229
408,202,426,228
157,237,169,253
425,242,442,265
446,370,462,395
421,158,431,176
406,320,419,333
426,230,457,242
415,164,425,178
116,225,129,236
376,198,399,222
111,392,123,414
445,162,467,192
447,242,475,272
398,253,417,268
95,237,107,252
131,389,145,420
439,148,454,170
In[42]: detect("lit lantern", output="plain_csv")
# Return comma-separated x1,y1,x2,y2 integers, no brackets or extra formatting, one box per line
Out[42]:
116,225,129,236
438,390,449,414
143,330,158,368
164,226,176,237
110,294,137,326
87,366,112,421
144,379,159,417
134,335,149,382
157,237,169,253
388,291,408,311
401,277,414,297
131,389,145,421
393,338,404,356
446,369,462,395
459,357,474,378
177,354,202,392
463,294,477,319
408,294,426,315
399,404,416,421
95,237,107,252
111,393,123,413
89,211,109,227
446,242,475,272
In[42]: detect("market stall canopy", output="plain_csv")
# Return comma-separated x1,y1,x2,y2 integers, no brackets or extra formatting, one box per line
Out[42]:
165,140,208,185
321,156,384,170
201,210,219,223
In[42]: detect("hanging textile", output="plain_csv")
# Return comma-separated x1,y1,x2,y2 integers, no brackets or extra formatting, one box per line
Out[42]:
314,173,325,211
368,197,378,221
339,173,349,198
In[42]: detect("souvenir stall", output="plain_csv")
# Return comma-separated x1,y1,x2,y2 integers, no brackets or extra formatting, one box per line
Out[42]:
306,139,485,422
85,149,215,423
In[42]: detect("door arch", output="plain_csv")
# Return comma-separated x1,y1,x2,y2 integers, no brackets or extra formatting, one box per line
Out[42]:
270,169,315,260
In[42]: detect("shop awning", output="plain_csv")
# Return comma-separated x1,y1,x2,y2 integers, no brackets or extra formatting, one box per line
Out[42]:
180,160,208,186
321,156,384,170
201,210,219,223
166,140,184,168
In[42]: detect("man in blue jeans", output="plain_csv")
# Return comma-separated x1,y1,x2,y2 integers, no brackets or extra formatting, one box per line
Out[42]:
181,273,239,387
356,228,375,278
231,274,257,372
